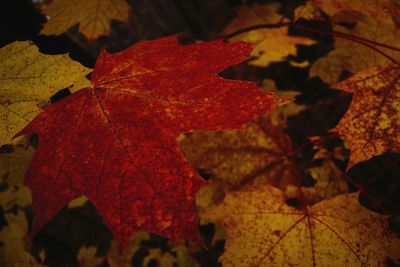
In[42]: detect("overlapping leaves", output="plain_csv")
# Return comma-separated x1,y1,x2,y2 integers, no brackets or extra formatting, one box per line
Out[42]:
1,0,400,266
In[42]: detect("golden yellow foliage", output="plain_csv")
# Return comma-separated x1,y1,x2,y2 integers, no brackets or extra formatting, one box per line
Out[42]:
204,185,400,266
310,18,400,84
40,0,130,39
68,196,88,208
249,27,316,67
222,3,315,67
332,64,400,169
0,41,91,145
69,77,92,93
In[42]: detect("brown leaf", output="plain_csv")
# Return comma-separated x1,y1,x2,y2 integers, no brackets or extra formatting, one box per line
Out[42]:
181,113,300,191
40,0,130,39
332,64,400,169
310,18,400,84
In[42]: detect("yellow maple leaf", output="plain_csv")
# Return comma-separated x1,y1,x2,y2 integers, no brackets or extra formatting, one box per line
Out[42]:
332,64,400,169
249,27,316,67
40,0,130,39
0,41,92,145
70,77,92,93
67,195,88,208
310,18,400,84
204,185,400,266
222,3,315,67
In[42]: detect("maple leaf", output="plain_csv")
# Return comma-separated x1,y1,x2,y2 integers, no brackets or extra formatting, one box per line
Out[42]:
17,36,281,248
222,3,315,67
313,0,400,26
0,41,92,146
181,113,299,191
204,185,400,266
181,80,302,192
332,64,400,169
310,17,400,84
180,80,304,192
40,0,130,39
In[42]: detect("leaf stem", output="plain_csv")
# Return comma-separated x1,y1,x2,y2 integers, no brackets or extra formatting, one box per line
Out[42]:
224,22,400,66
293,24,400,52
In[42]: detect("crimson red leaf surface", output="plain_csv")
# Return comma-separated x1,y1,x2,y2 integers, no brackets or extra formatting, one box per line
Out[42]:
18,36,280,247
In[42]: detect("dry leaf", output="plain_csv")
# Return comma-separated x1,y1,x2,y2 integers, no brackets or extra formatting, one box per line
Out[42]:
40,0,130,39
0,41,91,145
332,64,400,169
310,18,400,84
204,185,400,266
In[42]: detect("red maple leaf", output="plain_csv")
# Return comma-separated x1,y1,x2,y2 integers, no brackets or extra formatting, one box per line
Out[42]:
18,35,280,247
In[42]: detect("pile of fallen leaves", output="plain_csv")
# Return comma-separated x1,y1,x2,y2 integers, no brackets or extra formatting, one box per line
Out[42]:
1,0,399,266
